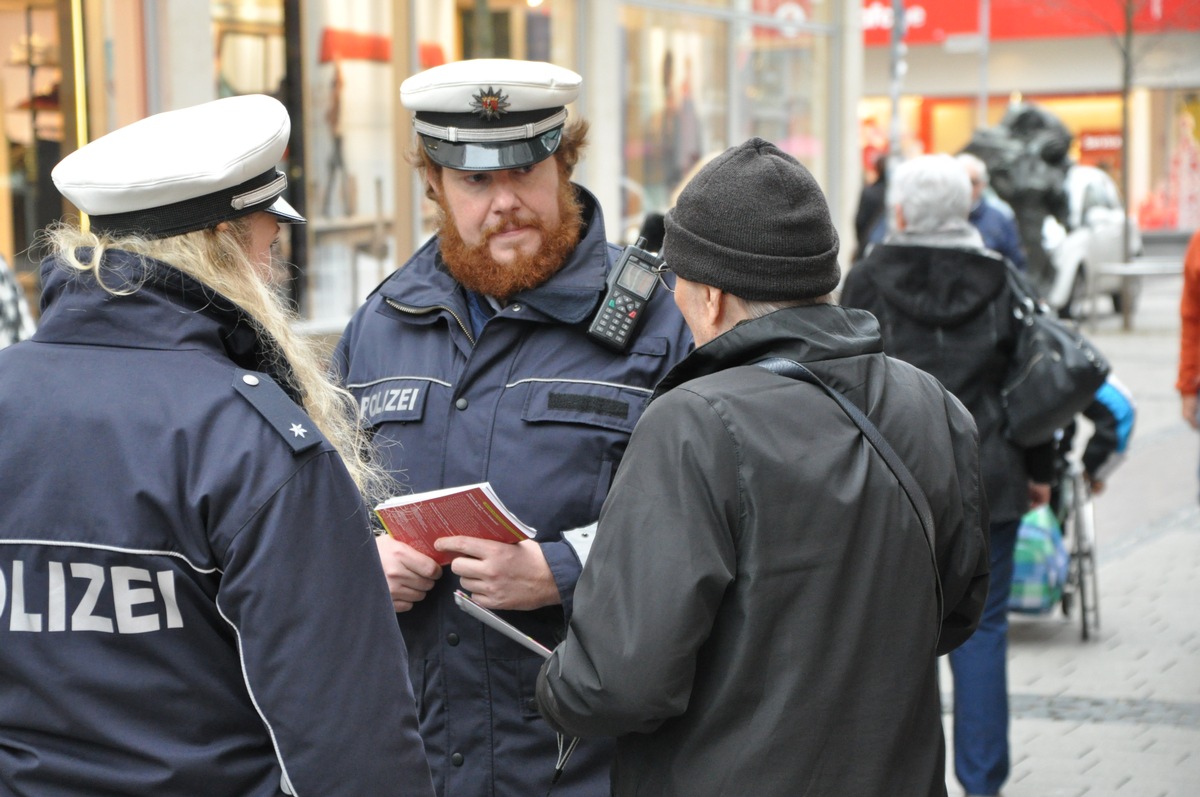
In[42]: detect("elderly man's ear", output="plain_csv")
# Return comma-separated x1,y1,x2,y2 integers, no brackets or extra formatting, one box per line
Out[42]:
678,279,738,346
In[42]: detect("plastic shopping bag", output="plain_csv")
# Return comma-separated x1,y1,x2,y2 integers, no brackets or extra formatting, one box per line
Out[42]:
1008,505,1070,614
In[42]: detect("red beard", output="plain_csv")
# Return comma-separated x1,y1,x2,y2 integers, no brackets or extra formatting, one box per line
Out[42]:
436,178,584,301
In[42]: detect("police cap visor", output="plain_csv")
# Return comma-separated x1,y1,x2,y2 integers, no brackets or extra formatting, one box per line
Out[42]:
420,128,563,171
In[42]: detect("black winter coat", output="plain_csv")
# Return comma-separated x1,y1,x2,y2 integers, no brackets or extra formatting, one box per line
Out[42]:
538,304,988,797
841,242,1053,522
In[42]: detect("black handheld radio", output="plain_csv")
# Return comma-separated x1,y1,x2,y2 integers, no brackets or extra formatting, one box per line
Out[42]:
587,238,666,352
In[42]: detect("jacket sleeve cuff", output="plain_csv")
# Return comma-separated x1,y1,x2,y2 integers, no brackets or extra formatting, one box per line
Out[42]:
1024,440,1056,484
541,540,582,622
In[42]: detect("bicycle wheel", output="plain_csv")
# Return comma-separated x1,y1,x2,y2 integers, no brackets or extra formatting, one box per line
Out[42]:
1072,474,1100,640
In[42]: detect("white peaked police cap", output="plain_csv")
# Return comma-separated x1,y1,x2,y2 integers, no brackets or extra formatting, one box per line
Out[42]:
52,94,305,240
400,58,581,172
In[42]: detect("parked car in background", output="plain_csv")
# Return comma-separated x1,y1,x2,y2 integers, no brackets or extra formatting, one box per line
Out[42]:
1043,164,1143,318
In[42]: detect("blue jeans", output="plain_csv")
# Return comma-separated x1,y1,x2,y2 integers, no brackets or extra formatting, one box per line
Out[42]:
949,518,1020,796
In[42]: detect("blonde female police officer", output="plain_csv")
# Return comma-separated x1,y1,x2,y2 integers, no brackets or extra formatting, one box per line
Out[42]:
0,95,434,797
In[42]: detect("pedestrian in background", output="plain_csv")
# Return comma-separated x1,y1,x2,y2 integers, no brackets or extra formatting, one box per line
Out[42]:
841,153,1056,797
958,152,1028,272
854,151,891,260
537,138,989,796
0,95,433,796
0,254,34,348
1178,228,1200,501
334,59,691,796
1057,375,1136,499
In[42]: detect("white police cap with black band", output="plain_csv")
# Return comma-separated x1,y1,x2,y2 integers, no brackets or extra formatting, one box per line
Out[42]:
401,58,581,172
52,94,304,240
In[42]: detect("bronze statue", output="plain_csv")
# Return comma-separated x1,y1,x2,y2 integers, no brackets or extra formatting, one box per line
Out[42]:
965,102,1072,297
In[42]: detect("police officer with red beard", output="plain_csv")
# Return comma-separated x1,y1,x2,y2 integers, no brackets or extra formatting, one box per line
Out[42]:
334,60,692,797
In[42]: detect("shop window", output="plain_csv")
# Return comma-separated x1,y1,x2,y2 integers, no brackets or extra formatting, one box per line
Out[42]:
734,24,830,180
453,0,557,60
301,2,397,326
460,7,511,58
0,2,61,277
617,4,830,247
215,18,286,98
299,0,584,328
616,8,726,246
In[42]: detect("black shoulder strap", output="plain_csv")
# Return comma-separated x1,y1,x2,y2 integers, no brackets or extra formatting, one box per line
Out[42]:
1002,261,1042,321
755,357,944,639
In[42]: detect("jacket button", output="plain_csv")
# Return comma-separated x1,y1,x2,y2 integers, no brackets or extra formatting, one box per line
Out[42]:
242,374,259,386
451,752,464,767
446,633,459,646
455,398,468,410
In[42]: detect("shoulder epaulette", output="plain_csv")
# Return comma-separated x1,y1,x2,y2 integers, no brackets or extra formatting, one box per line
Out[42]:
232,370,324,454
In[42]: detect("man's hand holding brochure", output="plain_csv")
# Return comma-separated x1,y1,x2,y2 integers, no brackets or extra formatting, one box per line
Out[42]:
375,482,559,611
375,482,537,566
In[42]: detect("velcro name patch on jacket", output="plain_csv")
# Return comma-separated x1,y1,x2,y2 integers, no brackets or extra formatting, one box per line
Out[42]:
233,370,323,454
520,381,643,434
546,392,629,419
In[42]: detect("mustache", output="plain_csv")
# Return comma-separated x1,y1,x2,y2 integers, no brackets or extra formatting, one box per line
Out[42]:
482,212,545,239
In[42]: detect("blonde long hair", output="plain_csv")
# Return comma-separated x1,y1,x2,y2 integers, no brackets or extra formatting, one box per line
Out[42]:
40,219,395,507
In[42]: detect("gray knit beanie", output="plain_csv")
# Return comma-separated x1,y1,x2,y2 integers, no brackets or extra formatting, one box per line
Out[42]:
662,137,840,301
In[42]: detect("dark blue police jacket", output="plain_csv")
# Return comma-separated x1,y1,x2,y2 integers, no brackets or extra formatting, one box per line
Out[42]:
0,251,433,796
335,187,693,797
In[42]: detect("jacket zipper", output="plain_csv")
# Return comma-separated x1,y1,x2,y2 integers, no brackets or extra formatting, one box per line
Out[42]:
384,297,476,346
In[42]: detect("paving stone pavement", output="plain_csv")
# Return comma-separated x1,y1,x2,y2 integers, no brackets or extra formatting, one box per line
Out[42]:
941,512,1200,797
942,269,1200,797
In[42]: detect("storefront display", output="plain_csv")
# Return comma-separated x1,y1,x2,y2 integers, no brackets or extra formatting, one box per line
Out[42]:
859,0,1200,235
5,0,846,328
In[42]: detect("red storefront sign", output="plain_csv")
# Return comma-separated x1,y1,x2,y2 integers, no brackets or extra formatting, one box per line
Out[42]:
863,0,1200,47
751,0,815,39
1077,129,1123,171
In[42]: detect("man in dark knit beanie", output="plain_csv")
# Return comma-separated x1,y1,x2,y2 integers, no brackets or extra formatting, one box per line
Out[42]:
538,138,988,796
663,137,841,302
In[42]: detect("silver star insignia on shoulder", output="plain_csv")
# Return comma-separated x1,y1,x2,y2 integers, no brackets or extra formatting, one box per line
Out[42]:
289,423,308,438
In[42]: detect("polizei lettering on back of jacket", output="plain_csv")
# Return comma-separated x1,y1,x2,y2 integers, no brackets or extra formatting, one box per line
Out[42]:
0,560,183,633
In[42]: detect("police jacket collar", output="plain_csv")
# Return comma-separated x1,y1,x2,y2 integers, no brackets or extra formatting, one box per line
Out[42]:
36,249,300,401
376,184,610,324
653,303,885,400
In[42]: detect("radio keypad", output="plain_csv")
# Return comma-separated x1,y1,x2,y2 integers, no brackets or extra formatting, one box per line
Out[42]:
594,292,644,343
